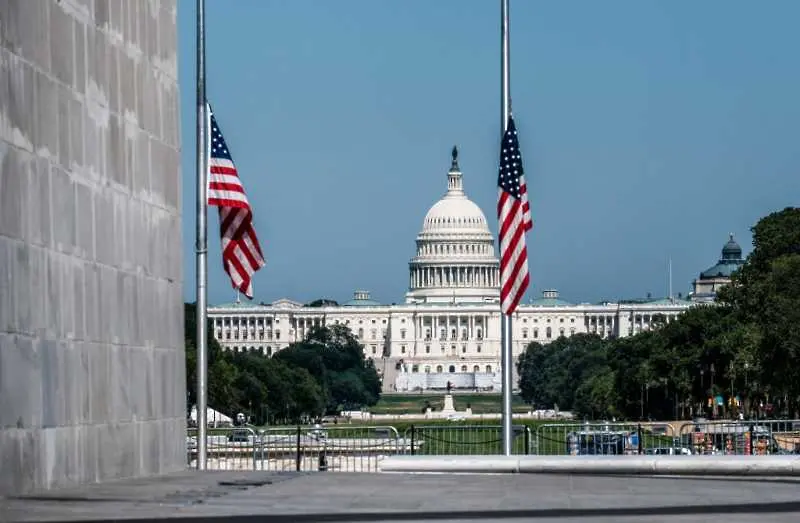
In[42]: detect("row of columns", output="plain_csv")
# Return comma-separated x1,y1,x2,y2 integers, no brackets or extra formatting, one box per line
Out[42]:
414,314,488,341
410,265,499,289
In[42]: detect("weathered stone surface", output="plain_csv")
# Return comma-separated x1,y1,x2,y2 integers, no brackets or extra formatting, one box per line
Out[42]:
0,0,183,496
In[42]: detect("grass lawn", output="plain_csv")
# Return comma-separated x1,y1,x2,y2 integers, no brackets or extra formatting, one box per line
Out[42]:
370,393,531,415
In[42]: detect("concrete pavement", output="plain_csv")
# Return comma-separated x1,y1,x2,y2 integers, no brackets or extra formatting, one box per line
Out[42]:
2,470,800,522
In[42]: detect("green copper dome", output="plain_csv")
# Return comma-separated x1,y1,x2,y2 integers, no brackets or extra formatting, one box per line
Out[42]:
699,234,744,279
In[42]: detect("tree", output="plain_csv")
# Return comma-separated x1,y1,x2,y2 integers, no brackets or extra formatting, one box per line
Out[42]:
275,324,381,414
719,207,800,415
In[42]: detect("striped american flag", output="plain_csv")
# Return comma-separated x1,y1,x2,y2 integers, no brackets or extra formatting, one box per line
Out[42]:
497,115,532,315
207,104,265,299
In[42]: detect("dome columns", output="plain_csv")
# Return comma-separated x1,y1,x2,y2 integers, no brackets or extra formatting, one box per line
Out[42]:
410,265,499,290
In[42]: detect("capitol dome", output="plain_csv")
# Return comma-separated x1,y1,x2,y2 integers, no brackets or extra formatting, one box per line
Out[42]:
405,147,500,304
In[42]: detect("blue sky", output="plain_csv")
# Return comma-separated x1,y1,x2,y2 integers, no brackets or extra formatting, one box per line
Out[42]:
178,0,800,306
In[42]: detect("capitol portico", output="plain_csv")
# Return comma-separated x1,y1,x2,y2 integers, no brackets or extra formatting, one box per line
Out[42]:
208,149,716,393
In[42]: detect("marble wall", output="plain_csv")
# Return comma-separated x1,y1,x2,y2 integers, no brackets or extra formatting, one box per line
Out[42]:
0,0,185,495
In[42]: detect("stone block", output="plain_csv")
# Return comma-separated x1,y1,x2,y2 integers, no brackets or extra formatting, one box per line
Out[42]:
69,95,85,169
94,0,110,29
25,156,48,248
11,241,34,336
49,1,74,87
0,334,42,430
35,67,59,157
0,144,27,240
73,17,86,95
107,113,124,185
132,127,150,196
83,262,101,342
93,189,115,266
0,240,11,333
71,257,87,341
0,1,51,73
0,50,34,151
75,181,94,258
50,166,77,255
58,84,72,167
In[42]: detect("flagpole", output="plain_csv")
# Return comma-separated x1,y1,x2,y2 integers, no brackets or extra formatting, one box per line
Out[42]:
195,0,209,470
500,0,514,456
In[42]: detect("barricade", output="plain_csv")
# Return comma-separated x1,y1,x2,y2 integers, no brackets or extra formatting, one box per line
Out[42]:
188,425,404,472
675,419,800,455
533,422,678,455
258,425,404,472
187,426,258,470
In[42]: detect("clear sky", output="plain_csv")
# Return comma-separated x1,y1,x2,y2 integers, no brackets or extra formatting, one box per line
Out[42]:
178,0,799,306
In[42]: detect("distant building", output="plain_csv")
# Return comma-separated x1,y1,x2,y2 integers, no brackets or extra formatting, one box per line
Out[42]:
209,149,700,392
690,235,745,303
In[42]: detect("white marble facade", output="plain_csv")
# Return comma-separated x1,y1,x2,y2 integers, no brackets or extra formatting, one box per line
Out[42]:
208,149,694,391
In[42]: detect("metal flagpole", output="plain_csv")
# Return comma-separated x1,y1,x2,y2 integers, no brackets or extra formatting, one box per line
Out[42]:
500,0,513,456
195,0,209,470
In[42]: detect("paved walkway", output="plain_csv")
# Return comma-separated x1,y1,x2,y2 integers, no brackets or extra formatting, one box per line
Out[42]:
2,471,800,522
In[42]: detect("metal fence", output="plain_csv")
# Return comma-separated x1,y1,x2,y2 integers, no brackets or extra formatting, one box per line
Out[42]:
674,419,800,455
533,422,678,456
188,425,406,472
406,424,532,455
187,419,800,471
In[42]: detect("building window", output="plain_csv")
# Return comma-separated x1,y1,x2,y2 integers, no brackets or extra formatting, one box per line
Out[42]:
424,365,431,373
485,365,492,373
436,365,443,373
370,329,377,340
522,328,528,339
461,365,467,372
400,329,406,339
401,345,406,354
371,346,377,355
425,345,431,354
275,330,281,340
412,364,419,372
473,365,480,372
358,328,364,338
461,345,466,353
559,328,565,336
546,327,552,339
477,344,482,353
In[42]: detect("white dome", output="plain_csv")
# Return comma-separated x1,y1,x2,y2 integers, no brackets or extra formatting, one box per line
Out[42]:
422,197,491,234
406,147,500,305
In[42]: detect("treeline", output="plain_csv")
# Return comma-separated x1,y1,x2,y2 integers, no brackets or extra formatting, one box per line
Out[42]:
517,207,800,421
185,303,381,425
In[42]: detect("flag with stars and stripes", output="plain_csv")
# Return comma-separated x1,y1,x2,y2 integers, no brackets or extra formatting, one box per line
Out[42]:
497,115,532,315
206,103,265,299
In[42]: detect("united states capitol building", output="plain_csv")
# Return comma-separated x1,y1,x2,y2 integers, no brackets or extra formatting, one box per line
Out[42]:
208,149,742,392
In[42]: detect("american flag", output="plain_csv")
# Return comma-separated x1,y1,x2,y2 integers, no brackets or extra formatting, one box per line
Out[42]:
497,115,532,315
207,104,265,299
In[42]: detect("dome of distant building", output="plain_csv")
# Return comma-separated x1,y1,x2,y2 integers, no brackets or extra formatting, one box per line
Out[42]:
691,234,745,303
343,290,381,307
406,147,500,304
699,234,745,279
